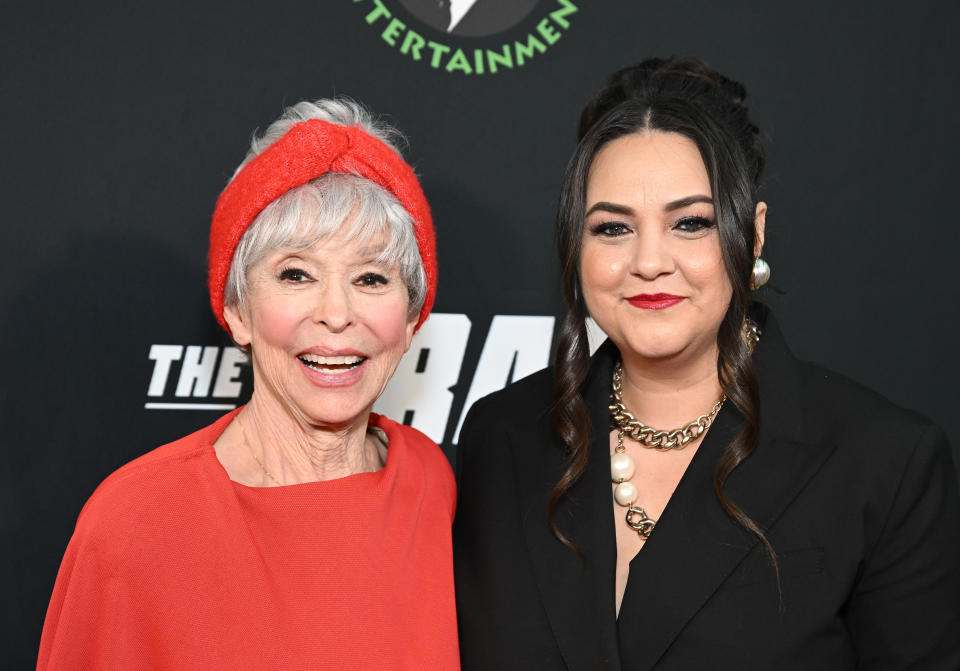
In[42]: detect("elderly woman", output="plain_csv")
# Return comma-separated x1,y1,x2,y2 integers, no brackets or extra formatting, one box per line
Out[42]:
453,58,960,669
38,99,459,669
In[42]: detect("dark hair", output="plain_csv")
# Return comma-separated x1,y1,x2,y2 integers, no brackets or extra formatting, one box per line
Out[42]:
550,57,775,568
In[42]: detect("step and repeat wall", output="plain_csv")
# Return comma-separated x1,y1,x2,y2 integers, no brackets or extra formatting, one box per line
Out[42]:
3,0,958,664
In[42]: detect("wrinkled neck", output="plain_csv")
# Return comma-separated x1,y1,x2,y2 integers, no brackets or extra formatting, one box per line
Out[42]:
236,391,383,484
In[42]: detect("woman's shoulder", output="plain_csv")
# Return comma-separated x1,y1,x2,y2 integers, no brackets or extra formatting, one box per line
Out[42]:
464,366,556,425
73,414,234,546
793,358,938,436
455,367,558,474
779,357,952,489
755,308,943,450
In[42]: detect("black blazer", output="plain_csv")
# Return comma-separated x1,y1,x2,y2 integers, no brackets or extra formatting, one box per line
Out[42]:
453,308,960,670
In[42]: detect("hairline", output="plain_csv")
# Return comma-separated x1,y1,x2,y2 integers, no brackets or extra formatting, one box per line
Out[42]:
224,173,426,320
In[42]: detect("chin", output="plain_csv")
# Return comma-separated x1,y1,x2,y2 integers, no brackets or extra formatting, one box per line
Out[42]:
609,321,685,359
622,340,687,362
621,326,721,365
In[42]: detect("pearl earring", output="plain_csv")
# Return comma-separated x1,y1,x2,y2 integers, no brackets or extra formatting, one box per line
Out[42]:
750,257,770,290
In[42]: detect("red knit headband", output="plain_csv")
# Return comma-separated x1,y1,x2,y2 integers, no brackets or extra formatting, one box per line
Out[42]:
208,118,437,334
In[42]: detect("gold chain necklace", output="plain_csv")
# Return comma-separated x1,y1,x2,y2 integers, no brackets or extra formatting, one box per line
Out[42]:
609,362,726,539
609,321,760,539
610,363,726,450
236,417,282,486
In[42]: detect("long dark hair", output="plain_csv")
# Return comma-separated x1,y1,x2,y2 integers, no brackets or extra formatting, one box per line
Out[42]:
550,57,775,566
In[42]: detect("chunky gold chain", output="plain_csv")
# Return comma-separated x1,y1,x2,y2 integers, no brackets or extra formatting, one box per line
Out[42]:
609,362,726,450
625,506,656,539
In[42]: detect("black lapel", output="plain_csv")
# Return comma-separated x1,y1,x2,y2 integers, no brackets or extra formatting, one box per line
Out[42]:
615,306,838,670
513,341,623,671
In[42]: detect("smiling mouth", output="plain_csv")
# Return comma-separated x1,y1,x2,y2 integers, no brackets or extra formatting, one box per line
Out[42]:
297,354,367,374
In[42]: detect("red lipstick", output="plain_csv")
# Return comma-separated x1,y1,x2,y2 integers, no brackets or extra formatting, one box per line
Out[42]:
626,293,684,310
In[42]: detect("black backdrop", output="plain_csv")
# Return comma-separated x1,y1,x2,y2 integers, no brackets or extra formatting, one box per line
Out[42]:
3,1,958,666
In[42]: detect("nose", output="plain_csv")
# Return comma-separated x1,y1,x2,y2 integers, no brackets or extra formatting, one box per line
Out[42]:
312,280,354,333
629,226,675,280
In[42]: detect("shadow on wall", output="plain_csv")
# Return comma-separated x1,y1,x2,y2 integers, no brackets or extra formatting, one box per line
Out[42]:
0,228,230,668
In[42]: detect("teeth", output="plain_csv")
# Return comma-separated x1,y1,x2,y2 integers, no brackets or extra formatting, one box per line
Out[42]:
297,353,366,374
299,354,364,365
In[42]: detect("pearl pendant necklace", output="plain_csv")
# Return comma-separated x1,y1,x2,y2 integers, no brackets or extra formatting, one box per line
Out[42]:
609,361,727,540
611,428,657,539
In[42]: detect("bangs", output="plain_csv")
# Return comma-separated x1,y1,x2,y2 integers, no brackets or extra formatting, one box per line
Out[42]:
225,173,424,314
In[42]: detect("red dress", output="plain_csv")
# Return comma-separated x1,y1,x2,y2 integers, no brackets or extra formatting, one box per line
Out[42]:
38,410,460,670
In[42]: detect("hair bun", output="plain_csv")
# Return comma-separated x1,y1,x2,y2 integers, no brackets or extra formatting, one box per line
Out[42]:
577,56,764,185
579,57,750,135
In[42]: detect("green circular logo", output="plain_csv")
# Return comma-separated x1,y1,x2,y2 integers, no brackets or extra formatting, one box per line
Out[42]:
352,0,579,76
397,0,541,38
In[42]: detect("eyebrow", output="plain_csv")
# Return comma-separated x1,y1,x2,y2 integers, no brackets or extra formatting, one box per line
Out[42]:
355,245,388,259
354,250,395,270
664,194,714,211
585,194,714,217
585,201,634,217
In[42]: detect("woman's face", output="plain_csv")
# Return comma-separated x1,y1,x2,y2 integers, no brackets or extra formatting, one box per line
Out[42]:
224,225,416,429
580,131,731,365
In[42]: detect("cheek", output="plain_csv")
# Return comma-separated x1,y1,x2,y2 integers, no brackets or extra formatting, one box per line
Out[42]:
360,300,414,352
580,244,626,297
683,241,731,300
250,299,304,350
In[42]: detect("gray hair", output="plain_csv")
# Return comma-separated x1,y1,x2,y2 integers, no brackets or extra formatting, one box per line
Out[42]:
223,98,427,318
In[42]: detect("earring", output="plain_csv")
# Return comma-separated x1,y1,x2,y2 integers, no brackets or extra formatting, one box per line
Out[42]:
742,319,761,352
750,257,770,290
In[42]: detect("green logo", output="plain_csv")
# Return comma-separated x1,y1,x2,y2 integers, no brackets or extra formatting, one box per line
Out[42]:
352,0,578,75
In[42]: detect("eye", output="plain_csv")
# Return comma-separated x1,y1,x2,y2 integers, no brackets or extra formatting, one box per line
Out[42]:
356,272,389,287
673,216,715,233
589,221,631,237
278,267,312,283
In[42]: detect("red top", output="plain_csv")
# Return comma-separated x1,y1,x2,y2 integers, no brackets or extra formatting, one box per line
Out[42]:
38,411,460,670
